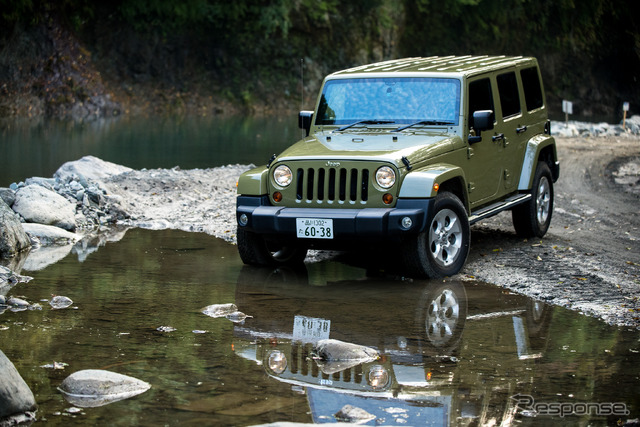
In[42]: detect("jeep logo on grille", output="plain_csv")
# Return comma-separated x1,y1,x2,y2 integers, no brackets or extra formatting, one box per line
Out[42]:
326,161,341,167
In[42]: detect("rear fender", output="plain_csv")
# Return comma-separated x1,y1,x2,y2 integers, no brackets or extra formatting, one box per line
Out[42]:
518,135,558,190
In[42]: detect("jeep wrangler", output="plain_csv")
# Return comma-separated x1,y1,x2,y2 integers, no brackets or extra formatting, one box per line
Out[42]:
236,56,559,278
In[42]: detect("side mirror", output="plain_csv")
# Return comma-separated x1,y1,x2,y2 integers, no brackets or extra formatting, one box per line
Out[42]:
468,110,495,144
298,111,314,137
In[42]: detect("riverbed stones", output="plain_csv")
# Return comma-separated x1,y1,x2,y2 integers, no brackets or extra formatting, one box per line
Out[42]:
58,369,151,408
0,199,31,257
12,184,76,232
0,350,37,423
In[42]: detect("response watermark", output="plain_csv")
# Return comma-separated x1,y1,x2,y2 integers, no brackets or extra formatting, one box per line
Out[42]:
510,394,630,418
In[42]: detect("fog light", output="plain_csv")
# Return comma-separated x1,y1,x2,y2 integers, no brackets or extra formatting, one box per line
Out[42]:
382,193,393,205
273,192,283,202
368,365,389,389
401,216,412,229
267,350,287,375
238,213,248,226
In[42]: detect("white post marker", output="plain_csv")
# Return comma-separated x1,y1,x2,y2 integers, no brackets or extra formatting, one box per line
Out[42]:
562,100,573,124
623,102,630,130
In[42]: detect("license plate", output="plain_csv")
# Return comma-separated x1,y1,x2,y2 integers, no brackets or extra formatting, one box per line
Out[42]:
296,218,333,239
293,315,331,342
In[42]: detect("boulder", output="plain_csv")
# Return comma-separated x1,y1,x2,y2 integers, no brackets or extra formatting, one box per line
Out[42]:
201,303,238,318
313,339,379,362
22,223,79,246
58,369,151,408
0,188,16,207
54,155,132,184
12,184,76,232
0,350,37,423
0,199,31,258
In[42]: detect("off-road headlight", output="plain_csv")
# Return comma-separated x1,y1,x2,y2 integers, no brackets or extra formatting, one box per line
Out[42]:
368,365,389,388
267,350,287,374
273,165,292,187
376,166,396,188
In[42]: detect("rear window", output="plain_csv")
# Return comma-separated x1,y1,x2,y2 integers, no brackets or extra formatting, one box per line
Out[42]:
497,72,521,118
520,66,544,111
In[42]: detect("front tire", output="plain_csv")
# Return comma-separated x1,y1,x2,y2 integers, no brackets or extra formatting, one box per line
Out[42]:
237,228,307,266
402,191,470,279
512,161,554,237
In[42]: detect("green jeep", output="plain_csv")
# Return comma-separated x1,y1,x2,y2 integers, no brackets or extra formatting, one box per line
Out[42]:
236,56,559,278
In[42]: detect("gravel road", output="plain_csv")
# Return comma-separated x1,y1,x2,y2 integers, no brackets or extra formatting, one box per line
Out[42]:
463,136,640,328
99,135,640,328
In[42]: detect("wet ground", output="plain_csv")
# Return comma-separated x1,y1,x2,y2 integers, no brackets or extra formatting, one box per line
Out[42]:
1,228,639,426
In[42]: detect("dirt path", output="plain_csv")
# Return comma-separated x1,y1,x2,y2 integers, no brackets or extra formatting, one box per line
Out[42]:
463,136,640,328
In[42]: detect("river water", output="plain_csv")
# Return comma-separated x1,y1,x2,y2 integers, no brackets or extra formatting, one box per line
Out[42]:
0,116,301,186
1,117,639,425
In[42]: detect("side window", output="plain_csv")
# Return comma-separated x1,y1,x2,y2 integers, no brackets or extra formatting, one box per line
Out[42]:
468,78,494,129
520,66,544,111
497,72,521,118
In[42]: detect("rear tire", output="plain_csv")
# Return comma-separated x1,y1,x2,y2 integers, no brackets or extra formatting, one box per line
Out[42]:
512,161,553,238
402,191,470,279
237,228,307,267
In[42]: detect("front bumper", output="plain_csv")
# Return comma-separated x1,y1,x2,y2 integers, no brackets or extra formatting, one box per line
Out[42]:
236,195,434,243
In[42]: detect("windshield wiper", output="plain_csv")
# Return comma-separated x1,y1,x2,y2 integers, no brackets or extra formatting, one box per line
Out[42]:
336,120,394,132
392,120,455,132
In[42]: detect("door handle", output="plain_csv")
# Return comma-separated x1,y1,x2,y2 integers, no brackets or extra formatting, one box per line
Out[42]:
516,126,528,134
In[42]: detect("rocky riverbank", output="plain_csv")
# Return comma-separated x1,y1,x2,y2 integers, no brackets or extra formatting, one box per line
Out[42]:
1,119,639,327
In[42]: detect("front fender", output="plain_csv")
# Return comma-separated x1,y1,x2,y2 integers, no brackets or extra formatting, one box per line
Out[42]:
398,164,467,206
517,134,558,190
237,166,269,195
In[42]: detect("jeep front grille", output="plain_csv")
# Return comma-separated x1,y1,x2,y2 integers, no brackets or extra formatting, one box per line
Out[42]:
295,166,370,203
289,342,366,385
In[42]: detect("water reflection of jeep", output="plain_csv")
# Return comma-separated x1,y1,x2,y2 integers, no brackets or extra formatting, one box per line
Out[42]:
232,265,552,425
236,56,559,278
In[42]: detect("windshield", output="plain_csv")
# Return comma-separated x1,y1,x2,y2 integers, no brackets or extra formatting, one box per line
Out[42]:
316,77,461,126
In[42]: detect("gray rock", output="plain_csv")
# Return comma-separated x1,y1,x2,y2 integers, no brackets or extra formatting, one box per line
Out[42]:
12,184,76,232
314,339,379,362
54,156,132,184
334,404,376,424
0,188,16,207
0,350,37,422
50,295,73,309
0,199,31,258
201,303,238,318
24,177,56,191
7,297,30,308
225,311,252,323
58,369,151,408
22,223,79,246
0,265,33,290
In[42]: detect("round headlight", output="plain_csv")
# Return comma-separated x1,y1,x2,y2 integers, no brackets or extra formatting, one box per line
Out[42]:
273,165,292,187
376,166,396,189
368,365,389,388
267,350,287,374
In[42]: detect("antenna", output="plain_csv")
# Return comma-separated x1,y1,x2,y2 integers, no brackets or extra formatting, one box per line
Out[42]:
300,58,305,139
300,58,304,110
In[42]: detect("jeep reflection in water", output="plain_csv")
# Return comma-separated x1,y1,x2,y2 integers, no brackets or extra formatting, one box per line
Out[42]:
236,56,559,278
